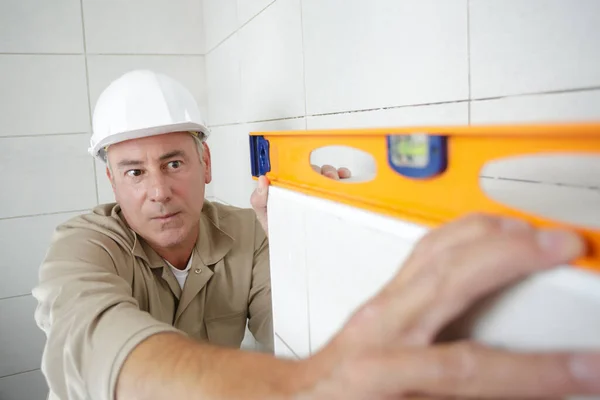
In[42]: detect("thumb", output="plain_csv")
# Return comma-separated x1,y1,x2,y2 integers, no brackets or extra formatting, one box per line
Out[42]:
250,176,270,235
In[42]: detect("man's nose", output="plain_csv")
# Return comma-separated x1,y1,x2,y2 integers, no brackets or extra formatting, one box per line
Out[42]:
147,174,172,203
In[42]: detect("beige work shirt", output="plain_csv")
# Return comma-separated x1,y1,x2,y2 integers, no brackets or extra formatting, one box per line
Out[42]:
32,200,273,400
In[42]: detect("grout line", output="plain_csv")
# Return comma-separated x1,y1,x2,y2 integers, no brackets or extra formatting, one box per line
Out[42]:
0,52,83,56
299,0,309,129
471,85,600,102
0,209,89,222
205,0,278,55
208,115,305,129
480,176,600,191
467,0,472,125
0,52,205,57
79,0,100,205
0,132,88,139
85,53,204,57
0,293,32,302
0,369,40,380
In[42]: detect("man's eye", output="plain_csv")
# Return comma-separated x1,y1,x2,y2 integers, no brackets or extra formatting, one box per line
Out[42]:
126,169,142,177
168,161,182,169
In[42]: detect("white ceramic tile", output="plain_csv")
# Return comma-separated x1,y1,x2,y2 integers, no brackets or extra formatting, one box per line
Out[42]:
307,102,468,130
208,118,305,207
206,34,242,125
0,134,97,219
0,0,83,53
0,370,48,400
471,90,600,125
470,0,600,99
87,55,207,119
0,55,89,136
83,0,204,54
239,0,305,122
0,212,84,299
203,0,238,51
472,91,600,188
481,178,600,230
0,296,46,377
237,0,276,25
302,0,469,115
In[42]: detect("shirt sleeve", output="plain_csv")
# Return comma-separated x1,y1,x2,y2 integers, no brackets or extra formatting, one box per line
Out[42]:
246,217,274,353
32,225,181,400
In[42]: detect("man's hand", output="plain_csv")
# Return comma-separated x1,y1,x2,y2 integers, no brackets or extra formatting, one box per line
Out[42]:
298,214,600,399
115,213,600,400
250,164,351,236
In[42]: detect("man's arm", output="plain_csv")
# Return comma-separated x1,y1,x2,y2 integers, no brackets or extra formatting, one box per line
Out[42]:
33,226,181,400
115,332,328,400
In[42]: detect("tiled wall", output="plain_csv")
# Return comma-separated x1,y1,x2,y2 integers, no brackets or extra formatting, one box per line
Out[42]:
204,0,600,214
0,1,207,399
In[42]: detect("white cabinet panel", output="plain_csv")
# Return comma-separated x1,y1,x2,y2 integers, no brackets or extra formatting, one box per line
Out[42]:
303,199,419,353
0,370,48,400
0,55,89,136
83,0,204,54
0,134,97,219
0,212,84,299
274,333,300,360
0,0,83,53
470,0,600,98
239,0,305,122
267,187,310,358
302,0,468,115
0,296,46,377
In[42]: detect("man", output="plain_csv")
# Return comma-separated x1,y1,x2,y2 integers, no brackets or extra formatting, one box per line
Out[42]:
33,70,600,400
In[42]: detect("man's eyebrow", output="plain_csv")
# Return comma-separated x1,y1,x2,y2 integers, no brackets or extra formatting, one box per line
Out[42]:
159,150,186,161
116,159,143,168
115,150,186,169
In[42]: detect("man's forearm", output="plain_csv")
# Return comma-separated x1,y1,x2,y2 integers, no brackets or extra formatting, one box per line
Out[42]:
116,332,324,400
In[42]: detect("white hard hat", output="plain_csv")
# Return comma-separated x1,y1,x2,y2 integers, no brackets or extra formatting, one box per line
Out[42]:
89,69,210,162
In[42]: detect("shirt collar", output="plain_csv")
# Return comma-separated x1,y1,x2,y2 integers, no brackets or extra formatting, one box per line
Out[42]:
128,202,234,268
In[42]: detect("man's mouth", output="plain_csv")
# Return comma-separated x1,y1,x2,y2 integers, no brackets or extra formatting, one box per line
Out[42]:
153,212,180,221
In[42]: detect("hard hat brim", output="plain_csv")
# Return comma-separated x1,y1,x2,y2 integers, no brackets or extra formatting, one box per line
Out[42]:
89,121,210,162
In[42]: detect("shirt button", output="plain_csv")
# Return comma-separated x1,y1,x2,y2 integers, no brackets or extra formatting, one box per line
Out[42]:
194,268,201,274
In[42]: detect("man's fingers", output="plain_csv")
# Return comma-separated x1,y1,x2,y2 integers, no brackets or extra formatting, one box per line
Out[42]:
361,225,585,345
250,175,270,235
320,164,340,180
357,343,600,398
337,167,352,179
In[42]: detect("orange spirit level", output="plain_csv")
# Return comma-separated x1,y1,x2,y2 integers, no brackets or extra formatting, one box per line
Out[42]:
249,123,600,271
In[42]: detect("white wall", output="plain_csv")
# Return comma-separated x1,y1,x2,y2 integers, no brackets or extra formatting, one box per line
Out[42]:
0,1,207,399
203,0,600,216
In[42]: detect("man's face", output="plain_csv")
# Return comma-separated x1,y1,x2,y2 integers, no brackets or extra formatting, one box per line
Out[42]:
106,132,211,251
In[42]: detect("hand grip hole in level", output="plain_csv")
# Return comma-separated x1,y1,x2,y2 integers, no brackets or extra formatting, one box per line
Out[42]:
309,145,377,183
479,154,600,229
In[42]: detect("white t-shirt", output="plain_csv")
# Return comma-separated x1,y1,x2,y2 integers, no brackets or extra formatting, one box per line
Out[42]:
166,253,193,290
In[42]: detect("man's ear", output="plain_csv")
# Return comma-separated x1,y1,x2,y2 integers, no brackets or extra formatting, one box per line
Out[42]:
202,142,212,184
